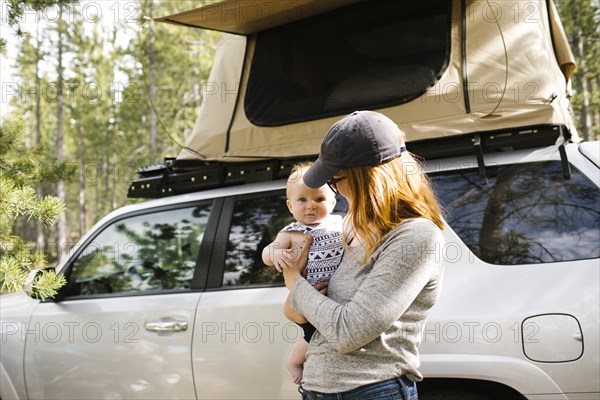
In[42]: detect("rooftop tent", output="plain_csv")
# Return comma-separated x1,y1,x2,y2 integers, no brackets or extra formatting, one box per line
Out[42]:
156,0,576,163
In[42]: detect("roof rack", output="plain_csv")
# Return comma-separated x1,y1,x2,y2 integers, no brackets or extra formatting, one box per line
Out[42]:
128,157,314,199
128,124,570,199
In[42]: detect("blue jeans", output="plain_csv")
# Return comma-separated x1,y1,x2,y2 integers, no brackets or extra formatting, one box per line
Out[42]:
299,376,418,400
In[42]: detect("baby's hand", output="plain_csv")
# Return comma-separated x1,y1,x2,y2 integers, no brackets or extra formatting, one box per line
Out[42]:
313,281,328,296
272,248,302,272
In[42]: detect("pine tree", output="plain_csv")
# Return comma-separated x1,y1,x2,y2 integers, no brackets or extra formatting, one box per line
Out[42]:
0,114,67,300
2,0,216,300
33,22,46,249
67,10,96,237
0,0,75,298
53,5,70,254
10,22,48,250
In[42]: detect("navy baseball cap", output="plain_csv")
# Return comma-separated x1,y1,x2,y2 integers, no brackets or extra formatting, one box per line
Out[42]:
303,111,406,188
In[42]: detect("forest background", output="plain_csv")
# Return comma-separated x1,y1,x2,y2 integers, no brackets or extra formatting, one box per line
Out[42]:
0,0,599,296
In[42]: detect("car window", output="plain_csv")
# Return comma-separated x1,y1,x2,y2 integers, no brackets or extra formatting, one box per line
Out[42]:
222,192,348,287
223,193,295,287
66,205,211,296
431,161,600,265
245,0,450,126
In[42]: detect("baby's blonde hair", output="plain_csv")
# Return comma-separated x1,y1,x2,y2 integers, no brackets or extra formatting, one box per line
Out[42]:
286,161,315,198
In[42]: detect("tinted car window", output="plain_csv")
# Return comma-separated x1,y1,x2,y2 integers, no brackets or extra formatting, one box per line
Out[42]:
224,193,294,286
67,205,211,296
431,161,600,264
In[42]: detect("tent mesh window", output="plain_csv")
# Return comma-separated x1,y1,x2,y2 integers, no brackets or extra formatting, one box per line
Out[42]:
245,0,451,126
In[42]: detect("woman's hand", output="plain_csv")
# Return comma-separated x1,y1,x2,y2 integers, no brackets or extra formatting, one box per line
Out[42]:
270,249,290,272
281,234,313,290
271,247,305,273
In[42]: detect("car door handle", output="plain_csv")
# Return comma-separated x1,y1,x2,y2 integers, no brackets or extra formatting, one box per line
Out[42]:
144,318,188,333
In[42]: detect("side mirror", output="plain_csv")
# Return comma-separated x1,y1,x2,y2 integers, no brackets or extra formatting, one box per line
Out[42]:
24,268,66,302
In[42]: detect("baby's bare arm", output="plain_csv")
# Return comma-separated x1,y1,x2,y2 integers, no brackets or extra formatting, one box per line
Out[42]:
262,231,305,270
262,232,293,266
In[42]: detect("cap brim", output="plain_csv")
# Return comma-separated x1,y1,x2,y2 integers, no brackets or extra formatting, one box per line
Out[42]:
303,158,339,188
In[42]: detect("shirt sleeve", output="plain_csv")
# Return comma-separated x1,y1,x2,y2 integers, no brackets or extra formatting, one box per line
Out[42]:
288,219,444,354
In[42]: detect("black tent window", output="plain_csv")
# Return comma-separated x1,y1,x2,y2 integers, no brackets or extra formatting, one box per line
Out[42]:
244,0,451,126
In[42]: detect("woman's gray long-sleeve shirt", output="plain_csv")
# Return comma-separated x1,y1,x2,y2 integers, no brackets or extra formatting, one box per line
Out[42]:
289,218,445,393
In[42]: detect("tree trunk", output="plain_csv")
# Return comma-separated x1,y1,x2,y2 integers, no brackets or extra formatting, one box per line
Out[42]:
56,7,69,256
148,0,157,163
594,76,599,140
576,29,592,141
78,124,86,236
101,131,110,217
35,19,45,252
94,169,100,224
112,150,118,210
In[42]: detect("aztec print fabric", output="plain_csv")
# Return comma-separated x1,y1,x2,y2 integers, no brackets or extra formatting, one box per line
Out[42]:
281,215,344,285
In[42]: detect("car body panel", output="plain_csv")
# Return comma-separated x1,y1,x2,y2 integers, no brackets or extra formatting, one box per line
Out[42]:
23,293,202,399
191,287,298,399
419,354,568,398
420,230,599,395
417,144,600,398
579,141,600,167
0,293,37,400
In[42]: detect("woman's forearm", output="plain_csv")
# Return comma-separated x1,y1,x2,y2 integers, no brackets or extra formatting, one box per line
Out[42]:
284,295,308,324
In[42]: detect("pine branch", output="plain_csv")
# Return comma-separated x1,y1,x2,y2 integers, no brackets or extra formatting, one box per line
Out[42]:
1,109,67,299
0,178,65,225
0,234,67,300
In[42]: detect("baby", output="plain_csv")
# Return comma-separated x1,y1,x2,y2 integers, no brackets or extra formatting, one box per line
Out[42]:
262,162,344,384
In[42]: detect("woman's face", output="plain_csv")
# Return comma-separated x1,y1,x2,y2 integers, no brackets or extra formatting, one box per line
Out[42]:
328,171,351,203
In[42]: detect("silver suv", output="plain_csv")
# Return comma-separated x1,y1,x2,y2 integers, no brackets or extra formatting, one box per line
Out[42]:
1,138,598,400
2,0,599,398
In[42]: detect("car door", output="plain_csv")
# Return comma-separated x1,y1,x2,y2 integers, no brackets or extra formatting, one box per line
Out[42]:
190,188,347,399
190,191,296,400
24,201,217,400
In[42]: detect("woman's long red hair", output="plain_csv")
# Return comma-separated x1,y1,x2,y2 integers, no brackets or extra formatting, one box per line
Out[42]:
343,152,444,263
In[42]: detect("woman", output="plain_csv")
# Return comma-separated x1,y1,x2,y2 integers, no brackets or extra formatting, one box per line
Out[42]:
280,111,445,400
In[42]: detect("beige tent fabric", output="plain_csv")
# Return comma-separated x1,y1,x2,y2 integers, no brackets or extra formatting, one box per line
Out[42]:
156,0,363,35
464,0,570,118
175,0,577,162
548,0,576,81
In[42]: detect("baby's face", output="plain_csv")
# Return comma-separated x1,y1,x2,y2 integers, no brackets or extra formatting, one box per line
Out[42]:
286,180,336,226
